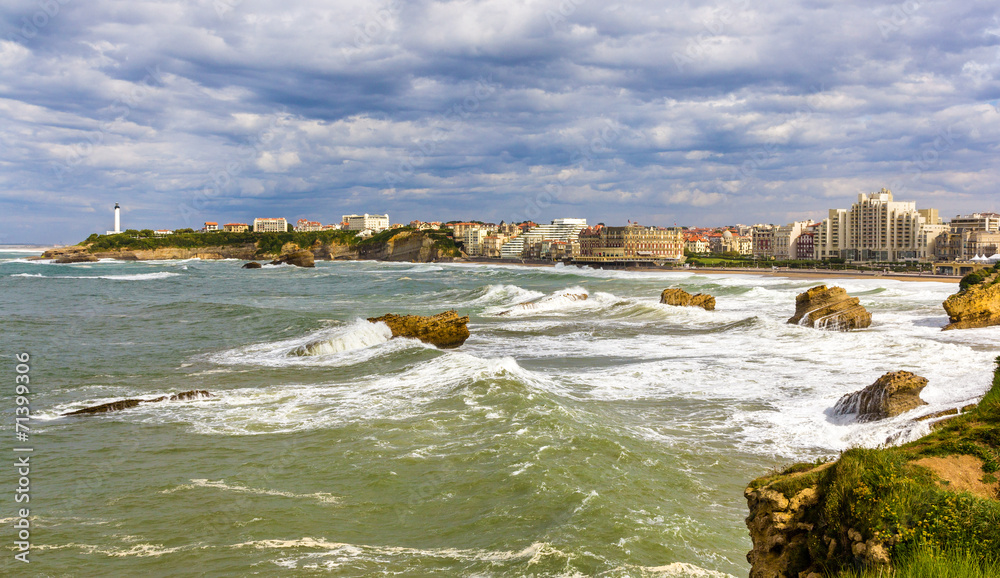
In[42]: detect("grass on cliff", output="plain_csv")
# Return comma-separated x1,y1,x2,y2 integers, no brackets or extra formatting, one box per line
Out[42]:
754,357,1000,575
959,264,1000,291
834,545,1000,578
82,230,357,255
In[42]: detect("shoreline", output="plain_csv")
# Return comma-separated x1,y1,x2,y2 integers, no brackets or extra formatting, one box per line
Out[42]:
21,250,962,284
456,259,961,283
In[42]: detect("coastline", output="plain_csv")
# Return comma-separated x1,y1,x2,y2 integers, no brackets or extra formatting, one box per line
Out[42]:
456,259,961,283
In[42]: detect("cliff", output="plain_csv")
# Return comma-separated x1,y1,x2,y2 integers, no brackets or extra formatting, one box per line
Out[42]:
745,358,1000,577
356,229,460,262
40,228,460,263
787,285,872,330
943,267,1000,330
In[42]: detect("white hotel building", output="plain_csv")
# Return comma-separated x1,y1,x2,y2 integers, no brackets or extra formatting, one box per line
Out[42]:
343,214,389,233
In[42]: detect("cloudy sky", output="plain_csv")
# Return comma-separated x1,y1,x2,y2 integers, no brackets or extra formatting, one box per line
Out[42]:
1,0,998,243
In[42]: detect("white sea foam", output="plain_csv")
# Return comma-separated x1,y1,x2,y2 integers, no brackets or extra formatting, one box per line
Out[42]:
231,536,550,567
161,479,339,503
8,271,181,281
210,319,412,368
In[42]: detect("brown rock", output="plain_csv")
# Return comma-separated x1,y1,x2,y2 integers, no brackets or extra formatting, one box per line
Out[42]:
832,371,928,421
64,390,212,416
242,261,263,269
942,273,1000,330
367,310,470,348
788,285,871,330
660,288,716,310
270,249,315,268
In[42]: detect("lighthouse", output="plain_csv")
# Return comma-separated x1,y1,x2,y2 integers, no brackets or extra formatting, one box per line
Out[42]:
107,203,122,235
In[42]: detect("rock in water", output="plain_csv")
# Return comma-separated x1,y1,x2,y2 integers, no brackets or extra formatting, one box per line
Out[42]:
659,288,715,310
942,273,1000,330
367,310,470,348
242,261,262,269
832,371,928,421
64,390,212,416
269,250,315,268
787,285,871,330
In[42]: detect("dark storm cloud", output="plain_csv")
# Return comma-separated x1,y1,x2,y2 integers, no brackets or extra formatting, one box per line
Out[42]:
0,0,998,242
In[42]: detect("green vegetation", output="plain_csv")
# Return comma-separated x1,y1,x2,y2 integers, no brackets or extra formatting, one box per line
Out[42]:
83,229,357,255
959,264,1000,291
834,545,1000,578
756,357,1000,575
353,226,461,257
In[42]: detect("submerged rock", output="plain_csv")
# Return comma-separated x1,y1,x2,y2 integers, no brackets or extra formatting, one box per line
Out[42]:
242,261,262,269
942,272,1000,330
659,288,715,311
64,390,212,416
367,310,470,348
269,250,315,268
788,285,871,330
832,371,928,421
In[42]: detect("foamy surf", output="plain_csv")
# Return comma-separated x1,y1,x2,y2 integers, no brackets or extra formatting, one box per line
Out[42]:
161,479,339,503
210,319,424,368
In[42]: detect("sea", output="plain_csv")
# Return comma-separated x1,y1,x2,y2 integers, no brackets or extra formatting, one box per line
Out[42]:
1,247,998,577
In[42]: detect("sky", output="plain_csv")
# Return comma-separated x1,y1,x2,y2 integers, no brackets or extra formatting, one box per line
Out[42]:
1,0,998,244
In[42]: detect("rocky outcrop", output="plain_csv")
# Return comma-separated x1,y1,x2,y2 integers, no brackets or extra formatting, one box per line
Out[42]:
788,285,871,330
63,390,212,416
242,261,262,269
269,249,315,268
832,371,928,421
746,465,891,578
356,230,454,262
367,310,470,348
942,273,1000,330
745,483,823,578
660,288,715,311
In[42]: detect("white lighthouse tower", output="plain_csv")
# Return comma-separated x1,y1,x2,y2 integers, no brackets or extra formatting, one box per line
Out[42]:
107,203,121,235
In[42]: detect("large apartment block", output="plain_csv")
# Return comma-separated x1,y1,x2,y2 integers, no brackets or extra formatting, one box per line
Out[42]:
500,218,588,259
815,189,943,262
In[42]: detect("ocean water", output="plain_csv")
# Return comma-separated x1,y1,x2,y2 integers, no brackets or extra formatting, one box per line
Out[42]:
1,251,998,576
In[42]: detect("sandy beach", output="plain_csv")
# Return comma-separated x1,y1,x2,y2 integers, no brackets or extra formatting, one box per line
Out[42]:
685,267,960,283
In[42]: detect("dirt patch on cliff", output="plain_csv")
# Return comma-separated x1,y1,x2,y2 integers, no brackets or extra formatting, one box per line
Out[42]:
912,454,999,499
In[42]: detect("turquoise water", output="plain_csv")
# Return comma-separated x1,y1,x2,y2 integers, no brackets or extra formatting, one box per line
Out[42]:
1,253,998,576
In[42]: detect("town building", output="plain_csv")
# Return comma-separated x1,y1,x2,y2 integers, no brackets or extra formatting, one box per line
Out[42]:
751,225,776,259
499,218,588,259
814,189,941,262
773,221,813,260
204,221,219,232
223,223,250,233
796,232,815,259
295,219,322,232
154,229,173,236
949,212,1000,234
576,223,684,263
684,234,709,254
253,218,288,233
342,214,389,232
